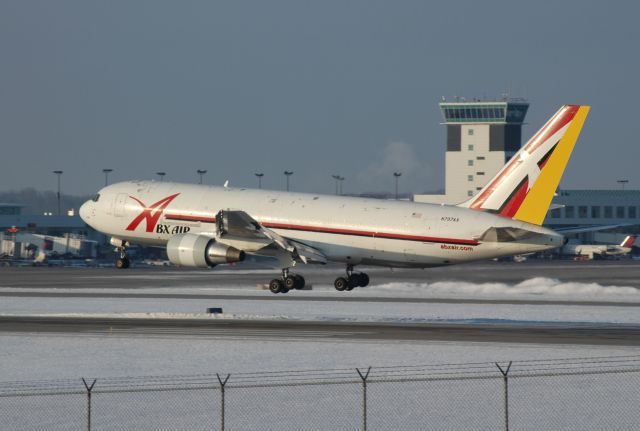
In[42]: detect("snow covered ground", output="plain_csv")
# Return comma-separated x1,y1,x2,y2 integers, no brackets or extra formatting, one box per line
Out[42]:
1,276,640,380
2,276,640,429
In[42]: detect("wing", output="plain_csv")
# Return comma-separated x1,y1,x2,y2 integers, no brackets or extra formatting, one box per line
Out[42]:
215,210,327,265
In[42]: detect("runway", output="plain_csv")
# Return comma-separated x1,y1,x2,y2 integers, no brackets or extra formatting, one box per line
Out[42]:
1,315,639,346
1,261,640,347
1,259,640,289
1,290,640,307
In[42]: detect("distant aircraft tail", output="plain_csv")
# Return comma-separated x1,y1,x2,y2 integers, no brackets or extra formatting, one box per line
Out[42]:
459,105,590,225
621,235,637,248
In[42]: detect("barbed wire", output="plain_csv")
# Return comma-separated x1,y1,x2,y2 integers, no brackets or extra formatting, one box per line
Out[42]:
3,354,640,395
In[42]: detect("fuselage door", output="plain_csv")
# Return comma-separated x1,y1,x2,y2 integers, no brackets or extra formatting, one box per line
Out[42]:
114,193,128,217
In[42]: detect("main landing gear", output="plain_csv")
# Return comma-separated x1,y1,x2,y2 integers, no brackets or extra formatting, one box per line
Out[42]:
269,268,306,294
334,265,369,291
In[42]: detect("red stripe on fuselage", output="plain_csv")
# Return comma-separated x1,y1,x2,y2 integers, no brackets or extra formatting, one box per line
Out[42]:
165,214,217,223
162,214,478,246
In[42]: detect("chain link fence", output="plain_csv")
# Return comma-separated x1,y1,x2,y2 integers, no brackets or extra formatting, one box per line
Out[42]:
2,355,640,430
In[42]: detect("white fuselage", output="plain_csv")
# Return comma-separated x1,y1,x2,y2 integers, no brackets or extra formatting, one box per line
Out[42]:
79,181,564,268
561,244,631,259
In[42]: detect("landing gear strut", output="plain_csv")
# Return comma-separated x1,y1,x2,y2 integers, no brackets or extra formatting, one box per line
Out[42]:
334,265,369,291
269,268,305,294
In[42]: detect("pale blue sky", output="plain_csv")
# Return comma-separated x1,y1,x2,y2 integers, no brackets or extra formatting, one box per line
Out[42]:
1,1,638,195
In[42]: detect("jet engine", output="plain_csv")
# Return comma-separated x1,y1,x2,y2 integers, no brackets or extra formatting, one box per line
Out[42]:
166,233,245,268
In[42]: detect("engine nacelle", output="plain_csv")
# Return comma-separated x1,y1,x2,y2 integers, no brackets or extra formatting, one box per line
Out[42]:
166,233,245,268
110,237,128,248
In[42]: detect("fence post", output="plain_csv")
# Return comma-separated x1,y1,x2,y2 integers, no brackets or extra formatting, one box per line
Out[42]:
81,378,97,431
216,373,230,431
356,367,371,431
495,362,512,431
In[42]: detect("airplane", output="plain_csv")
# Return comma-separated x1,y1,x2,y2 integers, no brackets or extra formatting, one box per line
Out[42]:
80,105,590,293
561,235,637,259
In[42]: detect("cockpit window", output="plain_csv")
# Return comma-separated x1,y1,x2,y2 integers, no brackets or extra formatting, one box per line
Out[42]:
92,194,100,202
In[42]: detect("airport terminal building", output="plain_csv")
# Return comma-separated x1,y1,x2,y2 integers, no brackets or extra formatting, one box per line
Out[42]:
0,203,97,258
414,99,640,240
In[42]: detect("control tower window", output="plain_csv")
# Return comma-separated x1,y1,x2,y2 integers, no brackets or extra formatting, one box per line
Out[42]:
468,144,474,151
468,160,474,166
468,128,474,135
467,175,474,182
629,207,637,218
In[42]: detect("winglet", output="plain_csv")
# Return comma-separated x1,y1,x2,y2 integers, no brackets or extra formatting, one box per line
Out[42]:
460,105,590,225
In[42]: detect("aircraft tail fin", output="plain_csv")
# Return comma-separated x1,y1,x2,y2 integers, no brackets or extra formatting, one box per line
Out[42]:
459,105,590,225
621,235,637,248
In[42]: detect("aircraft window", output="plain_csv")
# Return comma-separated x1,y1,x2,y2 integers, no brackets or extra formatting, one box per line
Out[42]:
578,206,588,218
92,194,100,202
564,206,575,218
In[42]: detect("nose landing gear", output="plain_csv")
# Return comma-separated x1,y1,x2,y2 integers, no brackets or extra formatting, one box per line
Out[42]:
114,246,130,269
269,268,306,294
334,265,369,291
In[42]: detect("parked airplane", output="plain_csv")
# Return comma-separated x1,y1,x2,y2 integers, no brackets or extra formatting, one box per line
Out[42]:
80,105,590,293
561,235,636,259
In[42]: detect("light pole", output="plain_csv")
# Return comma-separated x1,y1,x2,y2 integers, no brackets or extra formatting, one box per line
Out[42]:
393,172,402,200
331,175,345,195
53,170,63,215
617,179,629,190
197,169,207,184
156,172,166,182
331,175,341,195
284,171,293,191
255,173,264,189
102,169,113,186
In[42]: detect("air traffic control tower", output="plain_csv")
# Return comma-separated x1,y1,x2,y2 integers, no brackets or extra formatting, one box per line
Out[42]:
415,99,529,204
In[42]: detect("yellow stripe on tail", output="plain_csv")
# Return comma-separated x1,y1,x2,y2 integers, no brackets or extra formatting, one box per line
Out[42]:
513,106,590,225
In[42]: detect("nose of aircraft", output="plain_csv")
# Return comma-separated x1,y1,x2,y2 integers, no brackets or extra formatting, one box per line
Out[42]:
79,200,91,222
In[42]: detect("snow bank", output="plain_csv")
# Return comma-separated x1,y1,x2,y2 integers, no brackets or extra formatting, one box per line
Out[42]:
359,277,639,300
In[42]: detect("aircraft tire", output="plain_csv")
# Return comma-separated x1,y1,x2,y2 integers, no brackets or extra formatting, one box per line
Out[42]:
348,275,360,289
116,257,130,269
293,274,305,290
284,275,297,290
359,273,369,287
269,279,284,294
334,277,349,291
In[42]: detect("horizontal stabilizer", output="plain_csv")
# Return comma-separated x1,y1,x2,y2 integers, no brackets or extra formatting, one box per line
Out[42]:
479,227,538,243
